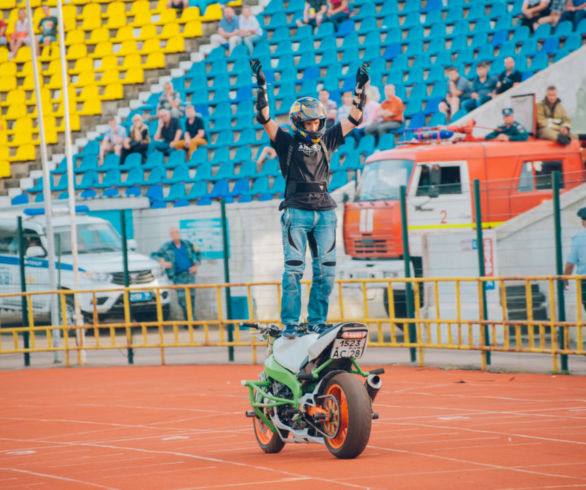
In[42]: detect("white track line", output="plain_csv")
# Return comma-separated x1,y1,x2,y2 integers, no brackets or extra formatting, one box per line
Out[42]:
0,468,118,490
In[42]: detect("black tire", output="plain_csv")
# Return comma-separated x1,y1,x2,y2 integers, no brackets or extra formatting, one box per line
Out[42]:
253,411,285,454
320,372,372,459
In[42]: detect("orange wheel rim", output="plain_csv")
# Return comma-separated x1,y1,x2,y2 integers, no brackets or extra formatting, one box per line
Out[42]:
322,384,348,449
254,414,273,444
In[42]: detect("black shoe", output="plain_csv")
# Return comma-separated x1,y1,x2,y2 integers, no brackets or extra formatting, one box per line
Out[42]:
557,133,571,146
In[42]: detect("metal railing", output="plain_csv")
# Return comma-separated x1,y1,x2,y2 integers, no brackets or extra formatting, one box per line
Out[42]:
0,276,584,372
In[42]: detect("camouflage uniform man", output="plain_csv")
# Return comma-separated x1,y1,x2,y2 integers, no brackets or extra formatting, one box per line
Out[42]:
154,227,201,322
485,107,529,142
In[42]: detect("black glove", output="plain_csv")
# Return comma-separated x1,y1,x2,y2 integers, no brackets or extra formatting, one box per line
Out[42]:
250,58,266,86
355,62,370,92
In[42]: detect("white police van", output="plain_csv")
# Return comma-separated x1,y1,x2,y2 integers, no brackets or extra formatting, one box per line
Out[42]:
0,209,171,324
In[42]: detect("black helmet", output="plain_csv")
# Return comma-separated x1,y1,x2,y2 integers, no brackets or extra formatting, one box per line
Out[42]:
289,97,327,144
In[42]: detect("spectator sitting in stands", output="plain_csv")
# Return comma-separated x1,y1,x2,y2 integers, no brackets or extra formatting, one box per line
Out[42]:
335,91,353,122
296,0,328,29
326,0,351,31
560,0,586,29
239,6,263,55
99,116,126,164
520,0,551,32
154,109,182,155
0,17,8,47
210,6,242,54
256,146,277,166
536,85,575,145
37,6,57,55
166,0,187,15
533,0,566,27
319,89,337,128
485,108,529,142
444,66,472,115
364,83,404,143
495,57,522,95
121,114,150,165
9,9,30,59
352,84,381,141
174,105,207,158
463,62,497,112
158,82,184,119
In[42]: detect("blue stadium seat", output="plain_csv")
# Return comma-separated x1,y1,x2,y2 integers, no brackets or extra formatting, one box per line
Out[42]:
237,159,257,178
211,162,236,181
407,112,426,129
476,45,495,62
358,16,377,35
101,153,120,171
293,24,312,41
466,4,486,21
424,9,442,27
512,26,531,44
315,21,334,39
150,200,166,209
77,170,98,190
97,169,121,189
188,181,209,200
473,18,492,35
564,32,582,52
173,200,190,207
144,165,166,185
123,167,144,187
79,140,99,157
336,19,355,37
167,150,186,168
75,155,97,174
209,130,234,149
208,180,232,202
270,175,285,196
428,112,447,126
210,147,230,166
357,134,375,155
142,151,163,170
402,11,421,29
297,52,316,70
267,12,288,30
530,52,549,72
146,184,164,203
165,183,188,202
58,192,69,200
342,152,361,171
533,24,551,40
80,189,98,199
259,159,279,177
423,97,442,115
125,186,142,197
102,188,119,198
233,146,252,164
520,38,538,57
329,171,349,191
119,153,141,172
555,20,573,37
381,15,399,34
230,178,251,199
11,194,29,205
165,164,192,184
250,176,271,197
498,40,517,60
194,163,213,181
28,176,44,193
541,37,559,55
491,29,509,48
34,193,44,202
330,152,343,171
355,2,376,19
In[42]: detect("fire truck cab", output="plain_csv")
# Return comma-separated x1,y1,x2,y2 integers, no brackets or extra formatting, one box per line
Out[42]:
339,136,585,316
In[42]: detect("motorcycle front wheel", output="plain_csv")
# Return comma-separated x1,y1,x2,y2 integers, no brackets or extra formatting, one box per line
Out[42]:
321,372,372,459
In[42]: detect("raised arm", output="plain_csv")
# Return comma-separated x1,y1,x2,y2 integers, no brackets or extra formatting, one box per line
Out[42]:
251,59,279,141
341,62,370,137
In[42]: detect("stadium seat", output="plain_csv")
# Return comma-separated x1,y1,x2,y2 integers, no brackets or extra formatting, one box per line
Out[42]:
329,171,349,191
165,183,188,202
259,159,279,177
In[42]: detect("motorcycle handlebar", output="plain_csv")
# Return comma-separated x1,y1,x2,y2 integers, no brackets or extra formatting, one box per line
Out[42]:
239,323,282,338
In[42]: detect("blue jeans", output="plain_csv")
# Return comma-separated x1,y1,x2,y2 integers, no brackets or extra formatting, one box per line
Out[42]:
280,208,337,326
153,140,172,155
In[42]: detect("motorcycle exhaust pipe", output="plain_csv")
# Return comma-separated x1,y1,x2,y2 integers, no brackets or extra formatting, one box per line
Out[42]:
365,374,382,404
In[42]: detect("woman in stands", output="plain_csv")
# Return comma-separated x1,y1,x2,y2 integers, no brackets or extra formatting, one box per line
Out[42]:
121,114,150,165
10,9,30,59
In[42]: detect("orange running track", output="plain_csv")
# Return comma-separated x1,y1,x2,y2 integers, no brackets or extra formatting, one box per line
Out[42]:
1,365,585,490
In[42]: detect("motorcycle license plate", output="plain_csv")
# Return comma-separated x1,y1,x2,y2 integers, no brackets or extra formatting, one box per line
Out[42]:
130,291,152,302
330,338,367,359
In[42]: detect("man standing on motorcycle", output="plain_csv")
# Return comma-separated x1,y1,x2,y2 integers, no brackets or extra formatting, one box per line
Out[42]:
251,59,369,338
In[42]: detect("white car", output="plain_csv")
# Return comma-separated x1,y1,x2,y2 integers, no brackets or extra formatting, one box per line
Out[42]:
0,212,171,324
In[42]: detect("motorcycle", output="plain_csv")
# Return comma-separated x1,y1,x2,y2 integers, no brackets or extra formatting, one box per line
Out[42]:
241,322,384,459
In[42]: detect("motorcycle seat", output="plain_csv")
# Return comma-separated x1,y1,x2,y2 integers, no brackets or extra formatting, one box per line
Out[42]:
273,333,318,373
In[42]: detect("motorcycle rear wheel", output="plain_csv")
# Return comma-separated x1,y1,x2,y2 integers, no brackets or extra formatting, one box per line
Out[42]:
321,372,372,459
253,412,285,454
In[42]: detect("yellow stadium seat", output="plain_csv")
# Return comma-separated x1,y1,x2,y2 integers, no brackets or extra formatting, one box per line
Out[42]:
9,144,36,162
131,11,152,27
21,74,35,90
0,159,9,178
98,69,120,86
7,9,19,26
119,40,138,56
62,5,77,27
153,0,168,12
121,53,141,70
32,7,45,30
122,67,143,84
0,47,9,64
184,20,203,38
39,45,59,62
0,76,16,92
4,89,25,108
88,27,109,45
65,29,85,46
91,41,113,59
107,13,127,29
56,113,80,132
114,26,134,43
101,82,123,100
17,61,38,78
40,116,58,144
97,55,119,72
70,56,93,75
163,36,184,53
14,46,32,63
8,116,33,138
6,103,27,120
160,22,180,39
179,7,200,23
129,0,150,16
0,120,7,144
77,97,101,115
79,84,100,102
70,0,90,4
73,70,96,87
66,43,87,61
42,58,60,76
139,38,160,55
144,51,165,69
81,4,102,31
227,0,242,5
1,0,16,8
105,1,126,18
137,24,158,41
47,73,64,89
201,4,223,21
0,61,16,78
155,8,177,25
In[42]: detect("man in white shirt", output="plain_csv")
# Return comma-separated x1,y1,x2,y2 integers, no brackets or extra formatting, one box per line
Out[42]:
239,6,263,55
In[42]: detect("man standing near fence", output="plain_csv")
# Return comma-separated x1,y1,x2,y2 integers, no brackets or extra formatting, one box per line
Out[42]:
153,227,201,323
564,207,586,311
